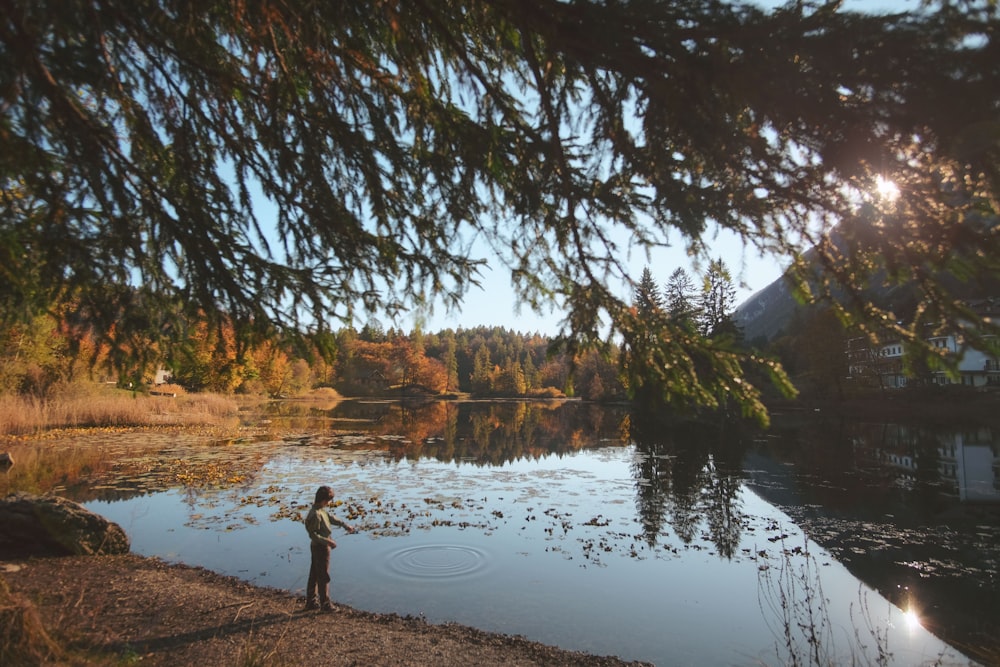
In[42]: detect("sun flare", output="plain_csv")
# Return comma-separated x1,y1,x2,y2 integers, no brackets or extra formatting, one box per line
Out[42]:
904,607,922,633
875,175,900,202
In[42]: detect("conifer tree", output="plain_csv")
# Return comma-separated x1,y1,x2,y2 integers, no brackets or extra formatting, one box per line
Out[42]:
664,268,699,332
634,267,665,321
699,259,739,339
471,344,493,395
443,333,460,393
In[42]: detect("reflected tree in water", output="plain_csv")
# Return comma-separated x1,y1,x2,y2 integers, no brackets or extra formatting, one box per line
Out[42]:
669,435,708,547
625,408,751,558
703,428,747,560
623,410,672,547
338,401,630,466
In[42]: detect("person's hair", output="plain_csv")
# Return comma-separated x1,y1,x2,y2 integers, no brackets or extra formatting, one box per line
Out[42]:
314,486,334,504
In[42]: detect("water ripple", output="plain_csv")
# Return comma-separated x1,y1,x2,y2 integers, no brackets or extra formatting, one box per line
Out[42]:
384,544,491,580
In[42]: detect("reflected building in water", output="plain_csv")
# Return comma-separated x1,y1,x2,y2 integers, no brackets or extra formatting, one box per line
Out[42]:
876,424,1000,503
750,414,1000,663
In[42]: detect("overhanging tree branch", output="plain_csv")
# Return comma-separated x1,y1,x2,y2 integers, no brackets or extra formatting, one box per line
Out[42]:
1,0,997,421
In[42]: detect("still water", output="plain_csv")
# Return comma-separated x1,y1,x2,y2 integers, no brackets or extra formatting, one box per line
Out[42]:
8,400,997,665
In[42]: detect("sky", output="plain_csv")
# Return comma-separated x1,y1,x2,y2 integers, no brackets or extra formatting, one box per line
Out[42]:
407,228,777,336
400,0,920,336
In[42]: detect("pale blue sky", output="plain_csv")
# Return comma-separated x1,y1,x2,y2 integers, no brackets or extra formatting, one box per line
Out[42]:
408,227,776,336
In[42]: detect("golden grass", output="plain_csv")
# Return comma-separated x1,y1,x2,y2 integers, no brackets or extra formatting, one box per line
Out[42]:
0,575,65,666
0,386,241,436
0,574,120,666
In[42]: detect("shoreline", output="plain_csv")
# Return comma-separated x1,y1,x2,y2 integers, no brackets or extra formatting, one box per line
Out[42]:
2,552,652,666
764,390,1000,424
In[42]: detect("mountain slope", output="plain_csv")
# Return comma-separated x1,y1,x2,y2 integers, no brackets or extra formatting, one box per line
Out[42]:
734,274,801,344
734,265,1000,345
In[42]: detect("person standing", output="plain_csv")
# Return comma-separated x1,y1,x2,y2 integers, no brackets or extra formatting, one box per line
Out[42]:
304,485,355,611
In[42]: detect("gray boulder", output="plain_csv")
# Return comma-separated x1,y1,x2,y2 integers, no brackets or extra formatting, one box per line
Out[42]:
0,493,130,557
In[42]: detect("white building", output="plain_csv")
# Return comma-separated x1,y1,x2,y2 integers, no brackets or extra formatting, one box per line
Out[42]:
847,298,1000,390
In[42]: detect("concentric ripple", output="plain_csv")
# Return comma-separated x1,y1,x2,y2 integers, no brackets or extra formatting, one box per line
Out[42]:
384,544,491,580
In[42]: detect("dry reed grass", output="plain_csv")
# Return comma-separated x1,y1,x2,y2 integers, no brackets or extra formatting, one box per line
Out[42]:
0,574,65,665
0,574,117,666
0,386,240,436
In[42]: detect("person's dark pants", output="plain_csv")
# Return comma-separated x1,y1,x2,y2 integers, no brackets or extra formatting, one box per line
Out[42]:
307,542,331,604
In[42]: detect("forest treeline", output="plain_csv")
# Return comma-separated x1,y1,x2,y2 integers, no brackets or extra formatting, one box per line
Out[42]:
0,258,855,404
2,259,806,404
0,306,625,401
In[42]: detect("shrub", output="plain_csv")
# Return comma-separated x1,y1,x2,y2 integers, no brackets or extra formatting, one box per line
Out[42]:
527,386,566,399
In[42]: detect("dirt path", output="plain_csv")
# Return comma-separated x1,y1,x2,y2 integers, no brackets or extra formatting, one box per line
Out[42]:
3,554,651,666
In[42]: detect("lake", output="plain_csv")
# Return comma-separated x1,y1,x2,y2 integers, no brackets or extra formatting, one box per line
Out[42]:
4,399,996,665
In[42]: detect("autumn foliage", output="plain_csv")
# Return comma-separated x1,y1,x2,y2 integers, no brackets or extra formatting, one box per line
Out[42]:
0,310,623,401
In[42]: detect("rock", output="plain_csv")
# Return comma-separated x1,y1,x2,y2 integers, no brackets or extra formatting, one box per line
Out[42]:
0,493,130,557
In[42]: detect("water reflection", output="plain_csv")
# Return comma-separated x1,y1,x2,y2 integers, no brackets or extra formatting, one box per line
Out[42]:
625,411,749,559
3,400,996,664
749,413,1000,664
272,399,628,465
873,423,1000,503
268,400,1000,662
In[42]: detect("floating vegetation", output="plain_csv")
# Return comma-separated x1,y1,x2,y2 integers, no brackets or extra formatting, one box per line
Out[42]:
173,459,253,487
